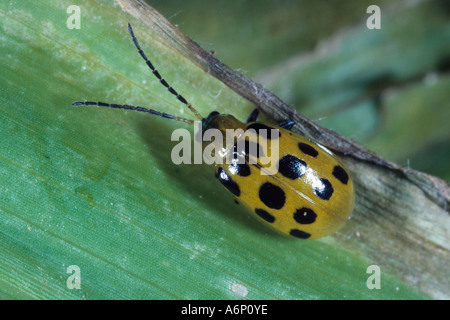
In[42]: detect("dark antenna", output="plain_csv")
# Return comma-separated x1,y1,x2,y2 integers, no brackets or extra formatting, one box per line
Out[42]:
72,23,203,123
71,101,194,124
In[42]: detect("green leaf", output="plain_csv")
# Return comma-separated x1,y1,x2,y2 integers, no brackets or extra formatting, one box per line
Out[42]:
0,0,442,300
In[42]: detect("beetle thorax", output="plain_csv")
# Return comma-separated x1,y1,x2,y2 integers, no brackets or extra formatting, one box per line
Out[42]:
200,112,246,164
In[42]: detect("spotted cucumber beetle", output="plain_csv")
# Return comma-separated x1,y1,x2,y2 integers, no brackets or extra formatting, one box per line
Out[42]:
72,24,354,239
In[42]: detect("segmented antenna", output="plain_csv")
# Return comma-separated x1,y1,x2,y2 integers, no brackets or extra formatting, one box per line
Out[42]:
127,23,203,120
71,23,203,123
71,101,194,124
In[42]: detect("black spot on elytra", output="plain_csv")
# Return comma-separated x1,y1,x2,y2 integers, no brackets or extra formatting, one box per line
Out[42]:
332,165,349,185
254,208,276,223
293,207,317,224
246,123,280,139
298,143,319,157
244,140,264,158
278,155,307,180
230,161,251,177
259,182,286,210
289,229,311,239
217,167,240,197
314,178,334,200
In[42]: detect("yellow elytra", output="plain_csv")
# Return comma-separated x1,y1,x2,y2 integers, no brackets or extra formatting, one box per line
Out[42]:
72,24,354,239
202,111,354,239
